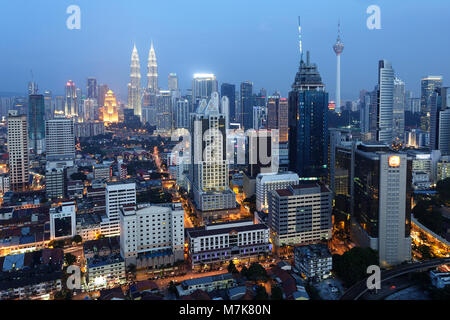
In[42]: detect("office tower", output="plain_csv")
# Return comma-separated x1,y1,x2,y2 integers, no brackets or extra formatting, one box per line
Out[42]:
421,75,443,133
64,80,78,117
28,94,45,155
46,166,66,199
376,60,395,144
102,90,119,123
43,90,52,120
246,129,276,179
105,181,136,237
156,90,172,131
175,98,189,129
240,81,253,130
288,51,329,180
268,183,333,248
252,106,266,130
267,96,288,143
192,74,217,111
189,92,236,213
333,21,344,113
128,45,142,118
87,77,98,100
168,73,178,92
142,105,158,126
7,110,29,192
186,220,270,269
352,143,412,267
256,172,299,212
119,204,184,267
430,87,450,156
0,97,12,119
221,83,236,123
45,116,75,162
54,95,64,114
147,42,159,93
76,88,83,120
83,98,97,122
393,77,406,139
98,84,109,108
359,91,371,135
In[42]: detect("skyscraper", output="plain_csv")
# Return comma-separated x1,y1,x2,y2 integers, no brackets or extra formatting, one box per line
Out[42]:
267,96,288,143
192,74,217,112
45,115,75,162
288,51,329,180
221,83,236,123
64,80,78,117
189,92,236,214
87,77,98,100
352,143,412,267
7,110,29,192
44,90,52,120
147,41,158,94
240,81,253,130
128,44,142,118
175,98,189,129
430,87,450,156
168,73,178,92
393,77,406,139
28,94,45,155
421,75,443,115
333,21,344,113
102,90,119,123
376,60,395,144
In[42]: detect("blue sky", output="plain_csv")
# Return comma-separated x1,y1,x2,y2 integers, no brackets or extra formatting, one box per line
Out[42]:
0,0,449,102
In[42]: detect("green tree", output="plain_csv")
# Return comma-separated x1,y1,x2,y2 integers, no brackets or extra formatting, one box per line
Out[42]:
246,263,268,282
64,253,77,266
227,260,238,274
240,265,249,278
436,178,450,203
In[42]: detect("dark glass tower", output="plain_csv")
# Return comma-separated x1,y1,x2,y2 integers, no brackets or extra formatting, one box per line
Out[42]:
221,83,236,122
288,51,329,180
240,81,253,130
28,94,45,155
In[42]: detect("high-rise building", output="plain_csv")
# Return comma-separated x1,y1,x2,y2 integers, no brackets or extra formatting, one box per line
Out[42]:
430,87,450,156
351,143,412,267
98,84,109,108
268,183,333,248
7,110,29,192
256,172,299,212
28,94,45,155
44,90,52,120
103,181,136,237
333,21,344,113
45,116,75,162
189,92,236,213
64,80,78,117
156,90,172,131
288,51,329,180
221,83,236,123
192,74,217,111
240,81,253,130
168,73,178,92
376,60,395,144
83,98,97,122
147,42,159,94
421,75,443,133
87,77,98,100
175,98,189,129
128,45,142,118
393,77,406,139
102,90,119,123
267,96,288,143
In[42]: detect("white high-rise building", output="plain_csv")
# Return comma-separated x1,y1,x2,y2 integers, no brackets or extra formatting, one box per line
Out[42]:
175,98,189,129
189,92,235,212
377,60,395,144
103,181,136,237
393,77,406,139
119,204,184,268
45,116,75,162
255,172,299,212
192,73,218,110
128,44,142,118
7,110,29,192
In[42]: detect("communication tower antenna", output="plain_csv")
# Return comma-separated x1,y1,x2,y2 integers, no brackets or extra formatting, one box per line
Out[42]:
298,16,303,61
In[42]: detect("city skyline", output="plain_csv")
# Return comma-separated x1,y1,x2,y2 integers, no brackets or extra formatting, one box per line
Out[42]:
0,0,449,100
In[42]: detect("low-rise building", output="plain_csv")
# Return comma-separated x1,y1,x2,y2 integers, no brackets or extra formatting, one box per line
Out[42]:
294,244,332,281
430,269,450,289
176,273,235,296
186,219,270,268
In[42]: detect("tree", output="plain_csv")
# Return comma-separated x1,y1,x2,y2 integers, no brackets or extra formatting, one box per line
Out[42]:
270,286,283,300
247,263,268,282
227,260,238,274
64,253,77,266
240,266,249,278
72,235,82,244
436,178,450,203
253,285,269,300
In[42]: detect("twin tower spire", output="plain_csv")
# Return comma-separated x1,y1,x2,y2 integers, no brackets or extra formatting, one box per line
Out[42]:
128,42,159,117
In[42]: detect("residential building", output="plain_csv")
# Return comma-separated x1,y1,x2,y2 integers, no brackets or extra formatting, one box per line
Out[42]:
294,244,332,280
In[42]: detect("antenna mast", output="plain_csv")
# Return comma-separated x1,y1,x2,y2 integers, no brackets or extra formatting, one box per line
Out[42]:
298,16,303,61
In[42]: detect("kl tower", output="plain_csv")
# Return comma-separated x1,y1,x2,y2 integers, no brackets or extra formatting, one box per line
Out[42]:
333,21,344,113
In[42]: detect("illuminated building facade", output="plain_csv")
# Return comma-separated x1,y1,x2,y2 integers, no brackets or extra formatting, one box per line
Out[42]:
64,80,78,117
102,90,119,123
128,44,142,119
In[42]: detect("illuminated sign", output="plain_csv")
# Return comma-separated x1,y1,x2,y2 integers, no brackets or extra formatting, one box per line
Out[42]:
388,156,401,167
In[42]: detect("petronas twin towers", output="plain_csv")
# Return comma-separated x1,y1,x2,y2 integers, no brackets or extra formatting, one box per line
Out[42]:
127,42,159,118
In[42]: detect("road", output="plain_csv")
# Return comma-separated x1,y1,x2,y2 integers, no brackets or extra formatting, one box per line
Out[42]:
340,257,450,300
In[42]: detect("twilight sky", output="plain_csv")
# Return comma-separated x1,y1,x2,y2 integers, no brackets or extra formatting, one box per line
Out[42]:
0,0,449,102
